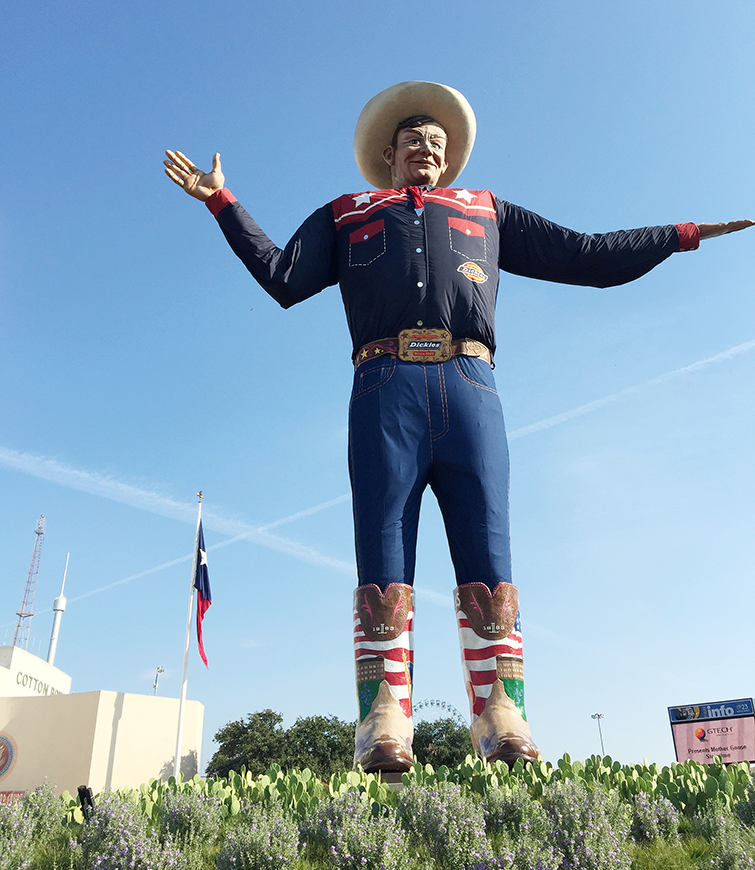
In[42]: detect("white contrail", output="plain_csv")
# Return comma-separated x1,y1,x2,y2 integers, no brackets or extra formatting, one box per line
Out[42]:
1,338,752,609
508,338,755,440
0,445,356,581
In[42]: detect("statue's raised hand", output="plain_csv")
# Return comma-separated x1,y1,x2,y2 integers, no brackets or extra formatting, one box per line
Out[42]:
164,151,225,201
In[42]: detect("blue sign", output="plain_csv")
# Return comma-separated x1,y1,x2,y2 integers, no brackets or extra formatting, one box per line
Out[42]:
668,698,754,723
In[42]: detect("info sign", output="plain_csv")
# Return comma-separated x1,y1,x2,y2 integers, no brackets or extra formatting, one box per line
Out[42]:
668,698,755,764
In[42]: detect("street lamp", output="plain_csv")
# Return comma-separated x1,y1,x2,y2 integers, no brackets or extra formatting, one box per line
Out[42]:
153,666,165,696
591,713,605,756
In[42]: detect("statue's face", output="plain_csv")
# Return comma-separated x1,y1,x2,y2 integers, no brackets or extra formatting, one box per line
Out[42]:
382,123,448,188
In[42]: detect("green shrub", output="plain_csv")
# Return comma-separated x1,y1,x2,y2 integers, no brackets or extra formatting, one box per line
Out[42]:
482,780,561,869
630,791,680,844
541,779,632,870
302,789,411,870
693,798,755,870
24,781,66,837
78,792,183,869
0,797,35,870
216,800,300,869
736,781,755,829
397,779,501,870
158,787,223,844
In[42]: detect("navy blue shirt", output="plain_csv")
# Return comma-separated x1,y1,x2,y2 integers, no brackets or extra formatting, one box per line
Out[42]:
212,186,680,357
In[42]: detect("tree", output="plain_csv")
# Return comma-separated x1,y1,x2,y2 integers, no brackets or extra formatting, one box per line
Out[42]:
413,717,474,768
284,715,355,778
205,709,287,778
205,710,355,779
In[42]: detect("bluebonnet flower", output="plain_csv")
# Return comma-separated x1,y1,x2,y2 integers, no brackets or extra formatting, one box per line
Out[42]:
397,780,503,870
302,788,410,870
541,780,631,870
217,799,300,869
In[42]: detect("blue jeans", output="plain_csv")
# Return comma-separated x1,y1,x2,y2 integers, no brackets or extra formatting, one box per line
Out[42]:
348,355,512,592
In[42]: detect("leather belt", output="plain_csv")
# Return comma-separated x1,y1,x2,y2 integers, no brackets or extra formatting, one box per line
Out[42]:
355,332,492,368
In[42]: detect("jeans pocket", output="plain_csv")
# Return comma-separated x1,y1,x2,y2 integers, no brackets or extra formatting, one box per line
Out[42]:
351,355,396,399
452,355,497,393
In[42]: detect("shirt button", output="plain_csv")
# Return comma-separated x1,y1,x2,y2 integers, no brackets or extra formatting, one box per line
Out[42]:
414,220,420,225
416,247,422,253
417,281,424,288
363,234,369,239
466,229,471,235
417,320,424,326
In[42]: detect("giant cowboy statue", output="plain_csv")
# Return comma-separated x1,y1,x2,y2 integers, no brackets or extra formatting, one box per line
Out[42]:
165,81,753,773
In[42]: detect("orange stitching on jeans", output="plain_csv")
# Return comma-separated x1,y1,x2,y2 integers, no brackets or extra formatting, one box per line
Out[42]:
452,356,498,394
431,362,450,441
423,365,434,461
348,357,396,411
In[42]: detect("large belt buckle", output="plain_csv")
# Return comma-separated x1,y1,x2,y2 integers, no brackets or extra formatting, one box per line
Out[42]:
398,328,451,363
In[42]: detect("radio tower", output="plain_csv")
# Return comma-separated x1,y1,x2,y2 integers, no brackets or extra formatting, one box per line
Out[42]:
13,515,46,650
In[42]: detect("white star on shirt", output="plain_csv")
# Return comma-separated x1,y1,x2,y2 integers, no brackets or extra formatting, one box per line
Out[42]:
353,193,372,207
455,189,475,203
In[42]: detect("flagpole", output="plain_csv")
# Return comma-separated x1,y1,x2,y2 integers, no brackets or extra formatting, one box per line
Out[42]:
174,491,203,779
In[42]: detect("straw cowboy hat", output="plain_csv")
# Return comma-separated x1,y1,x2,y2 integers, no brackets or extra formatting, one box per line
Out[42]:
354,81,477,189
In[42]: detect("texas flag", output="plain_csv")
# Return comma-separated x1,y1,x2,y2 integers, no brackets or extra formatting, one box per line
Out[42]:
194,520,212,667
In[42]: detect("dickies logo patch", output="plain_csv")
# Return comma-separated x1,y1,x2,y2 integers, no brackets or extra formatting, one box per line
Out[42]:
457,261,488,283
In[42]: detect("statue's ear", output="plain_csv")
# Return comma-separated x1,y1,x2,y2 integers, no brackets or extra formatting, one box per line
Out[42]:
382,145,395,168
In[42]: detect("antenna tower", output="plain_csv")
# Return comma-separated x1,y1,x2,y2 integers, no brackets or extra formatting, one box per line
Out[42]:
13,515,46,650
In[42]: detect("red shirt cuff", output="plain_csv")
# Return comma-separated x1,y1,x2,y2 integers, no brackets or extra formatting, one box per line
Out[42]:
206,189,237,218
675,223,700,252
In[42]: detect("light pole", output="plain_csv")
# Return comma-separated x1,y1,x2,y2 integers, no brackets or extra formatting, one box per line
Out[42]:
591,713,605,756
153,666,164,696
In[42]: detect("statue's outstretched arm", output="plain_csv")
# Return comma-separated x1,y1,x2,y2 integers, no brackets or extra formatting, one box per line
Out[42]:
164,150,225,202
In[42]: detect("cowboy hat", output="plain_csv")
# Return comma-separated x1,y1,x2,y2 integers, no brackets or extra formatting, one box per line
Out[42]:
354,81,476,189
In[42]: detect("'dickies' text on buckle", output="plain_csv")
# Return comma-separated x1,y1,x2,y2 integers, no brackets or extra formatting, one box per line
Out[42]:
398,328,452,363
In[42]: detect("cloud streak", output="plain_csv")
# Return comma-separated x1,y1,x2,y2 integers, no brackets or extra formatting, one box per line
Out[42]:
0,446,356,582
508,338,755,440
1,338,752,607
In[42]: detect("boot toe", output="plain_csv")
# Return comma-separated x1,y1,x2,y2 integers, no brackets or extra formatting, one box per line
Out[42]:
485,734,539,768
358,739,414,773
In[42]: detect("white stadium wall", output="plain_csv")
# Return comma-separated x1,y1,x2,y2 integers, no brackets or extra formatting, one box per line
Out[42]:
0,646,72,698
0,690,204,796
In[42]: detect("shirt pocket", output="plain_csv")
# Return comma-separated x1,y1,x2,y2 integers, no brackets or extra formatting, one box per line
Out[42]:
448,217,487,261
349,219,386,266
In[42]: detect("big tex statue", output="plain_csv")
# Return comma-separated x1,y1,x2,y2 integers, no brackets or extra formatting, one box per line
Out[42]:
165,82,753,772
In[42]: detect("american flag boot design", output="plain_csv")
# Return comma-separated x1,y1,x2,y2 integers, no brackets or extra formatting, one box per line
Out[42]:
455,582,539,767
353,583,414,772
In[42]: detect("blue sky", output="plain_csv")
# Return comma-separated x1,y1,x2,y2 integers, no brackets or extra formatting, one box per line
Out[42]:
2,0,753,772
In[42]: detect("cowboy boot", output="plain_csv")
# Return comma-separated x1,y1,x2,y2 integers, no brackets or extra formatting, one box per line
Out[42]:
353,583,414,772
454,582,539,767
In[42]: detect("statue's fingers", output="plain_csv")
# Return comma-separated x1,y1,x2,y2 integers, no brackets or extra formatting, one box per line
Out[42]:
163,158,188,175
164,167,186,186
174,150,200,173
164,149,186,168
211,152,222,173
724,219,754,233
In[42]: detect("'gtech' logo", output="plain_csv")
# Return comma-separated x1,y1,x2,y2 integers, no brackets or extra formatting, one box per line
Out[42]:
695,728,707,741
457,261,488,283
